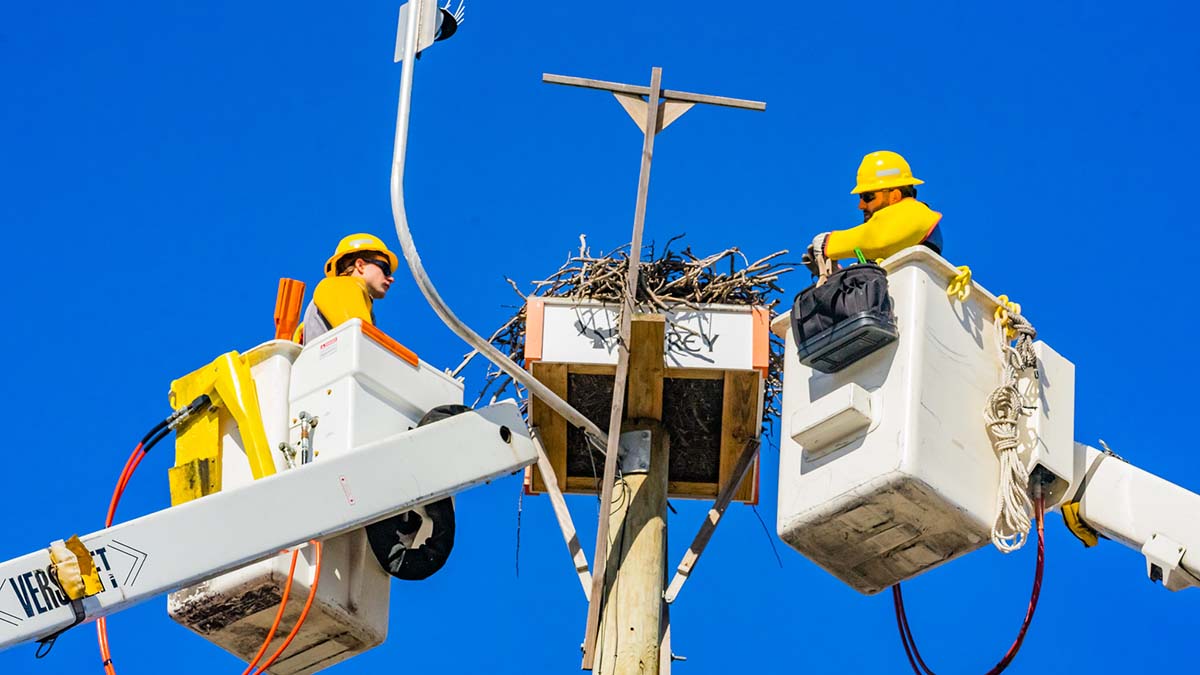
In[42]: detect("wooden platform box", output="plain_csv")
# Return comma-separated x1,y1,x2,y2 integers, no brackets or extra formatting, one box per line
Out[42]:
523,297,768,503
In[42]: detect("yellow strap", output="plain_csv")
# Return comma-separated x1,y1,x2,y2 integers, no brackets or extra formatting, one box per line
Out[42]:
1061,501,1099,548
946,265,972,302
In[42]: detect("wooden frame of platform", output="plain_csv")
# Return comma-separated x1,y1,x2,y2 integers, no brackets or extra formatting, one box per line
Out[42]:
525,313,763,503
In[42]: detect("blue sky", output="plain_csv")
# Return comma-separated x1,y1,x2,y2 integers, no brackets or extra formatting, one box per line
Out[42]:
3,1,1199,673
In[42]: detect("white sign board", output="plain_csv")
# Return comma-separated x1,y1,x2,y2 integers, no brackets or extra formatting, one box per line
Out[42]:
526,298,768,372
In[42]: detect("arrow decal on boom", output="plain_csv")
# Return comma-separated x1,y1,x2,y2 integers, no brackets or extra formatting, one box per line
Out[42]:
108,540,148,588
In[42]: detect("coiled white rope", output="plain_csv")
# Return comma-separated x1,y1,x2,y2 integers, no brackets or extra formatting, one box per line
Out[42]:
984,309,1039,553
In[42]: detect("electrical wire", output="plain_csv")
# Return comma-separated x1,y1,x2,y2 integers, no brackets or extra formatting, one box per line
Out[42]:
893,492,1046,675
514,485,523,578
240,549,300,675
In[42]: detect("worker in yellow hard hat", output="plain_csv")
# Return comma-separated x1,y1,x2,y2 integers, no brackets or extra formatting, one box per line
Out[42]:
298,233,399,344
806,151,943,277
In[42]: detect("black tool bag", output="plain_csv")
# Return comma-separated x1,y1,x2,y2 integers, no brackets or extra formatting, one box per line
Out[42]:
792,262,898,373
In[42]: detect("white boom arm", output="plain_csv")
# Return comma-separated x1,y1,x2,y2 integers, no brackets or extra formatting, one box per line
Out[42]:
1074,442,1200,591
0,401,536,652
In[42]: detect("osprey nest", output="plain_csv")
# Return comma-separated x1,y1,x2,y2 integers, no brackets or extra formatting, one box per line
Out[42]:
474,236,793,435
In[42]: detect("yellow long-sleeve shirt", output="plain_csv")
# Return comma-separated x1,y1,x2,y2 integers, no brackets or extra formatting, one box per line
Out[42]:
824,198,943,261
299,276,375,344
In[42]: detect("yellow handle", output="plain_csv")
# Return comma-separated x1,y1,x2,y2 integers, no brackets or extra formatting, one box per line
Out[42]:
946,265,972,302
994,294,1023,340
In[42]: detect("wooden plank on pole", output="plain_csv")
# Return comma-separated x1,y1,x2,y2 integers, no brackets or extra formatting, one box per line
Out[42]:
660,88,765,111
542,72,767,112
718,370,761,503
581,66,663,671
627,314,665,420
663,438,760,605
530,361,569,493
543,72,651,98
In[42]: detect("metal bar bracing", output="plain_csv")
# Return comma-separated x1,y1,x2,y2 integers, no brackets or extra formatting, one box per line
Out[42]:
0,402,536,652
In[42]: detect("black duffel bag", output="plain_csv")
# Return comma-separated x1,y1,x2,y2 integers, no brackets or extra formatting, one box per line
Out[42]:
792,262,898,373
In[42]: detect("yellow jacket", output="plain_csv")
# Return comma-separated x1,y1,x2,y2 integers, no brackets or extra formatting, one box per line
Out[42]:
825,198,943,261
298,276,375,344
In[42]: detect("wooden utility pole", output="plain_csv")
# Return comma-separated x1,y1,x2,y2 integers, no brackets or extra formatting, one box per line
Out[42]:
593,315,668,675
543,68,764,674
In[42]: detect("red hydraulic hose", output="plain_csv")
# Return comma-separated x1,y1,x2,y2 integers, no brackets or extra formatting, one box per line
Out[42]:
98,416,178,674
104,442,147,536
893,492,1046,675
99,437,156,675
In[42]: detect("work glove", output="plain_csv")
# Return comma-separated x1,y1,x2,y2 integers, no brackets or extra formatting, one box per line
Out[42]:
802,233,837,284
801,244,819,276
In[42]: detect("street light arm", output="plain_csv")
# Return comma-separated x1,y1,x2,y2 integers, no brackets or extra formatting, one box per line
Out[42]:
388,1,609,448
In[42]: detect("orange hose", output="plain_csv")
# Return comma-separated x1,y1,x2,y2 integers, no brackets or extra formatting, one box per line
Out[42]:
241,550,300,675
97,616,114,675
252,541,323,675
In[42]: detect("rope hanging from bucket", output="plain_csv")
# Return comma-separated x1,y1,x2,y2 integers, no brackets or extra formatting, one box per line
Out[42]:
984,299,1039,553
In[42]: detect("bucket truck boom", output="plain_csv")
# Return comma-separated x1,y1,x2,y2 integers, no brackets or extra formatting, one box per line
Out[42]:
0,400,535,653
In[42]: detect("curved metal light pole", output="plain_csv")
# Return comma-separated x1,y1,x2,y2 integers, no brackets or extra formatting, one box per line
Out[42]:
387,1,609,446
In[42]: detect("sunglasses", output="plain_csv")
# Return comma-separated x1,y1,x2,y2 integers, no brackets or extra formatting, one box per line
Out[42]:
858,188,899,204
364,258,394,278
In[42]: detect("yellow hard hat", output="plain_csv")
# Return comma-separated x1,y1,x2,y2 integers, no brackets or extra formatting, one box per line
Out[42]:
850,150,925,194
324,233,401,278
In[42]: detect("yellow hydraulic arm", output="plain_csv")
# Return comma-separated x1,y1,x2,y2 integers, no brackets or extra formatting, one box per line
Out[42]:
167,351,276,505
